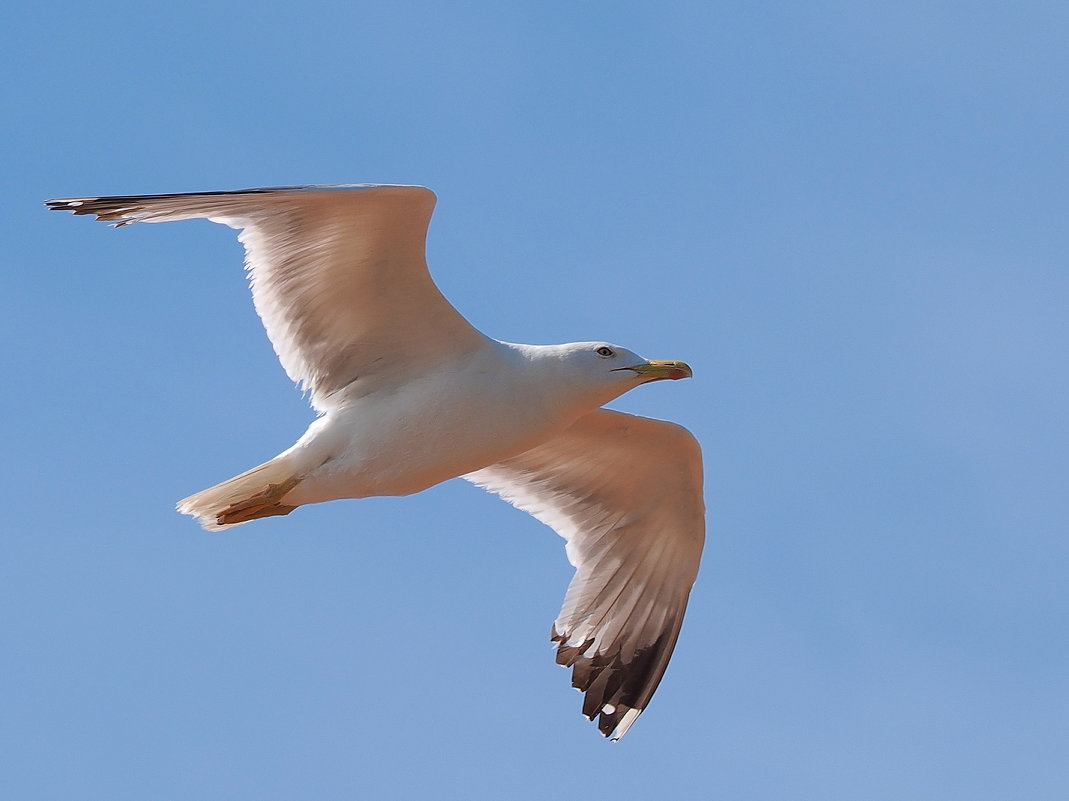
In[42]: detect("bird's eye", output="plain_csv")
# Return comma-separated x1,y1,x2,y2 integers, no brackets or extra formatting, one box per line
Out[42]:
595,346,615,358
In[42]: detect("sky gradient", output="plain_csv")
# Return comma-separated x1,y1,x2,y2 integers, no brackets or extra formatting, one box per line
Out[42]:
4,2,1068,799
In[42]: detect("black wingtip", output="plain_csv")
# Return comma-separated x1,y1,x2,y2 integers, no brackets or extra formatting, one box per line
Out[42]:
45,198,101,217
43,196,145,224
550,621,679,740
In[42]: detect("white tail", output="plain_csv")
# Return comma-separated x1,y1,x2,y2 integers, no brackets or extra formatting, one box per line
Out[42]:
177,456,302,531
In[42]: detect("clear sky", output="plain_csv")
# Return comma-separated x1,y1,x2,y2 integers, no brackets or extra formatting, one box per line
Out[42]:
4,2,1068,799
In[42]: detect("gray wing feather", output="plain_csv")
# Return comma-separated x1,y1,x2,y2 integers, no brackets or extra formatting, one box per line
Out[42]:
466,408,705,739
47,185,486,409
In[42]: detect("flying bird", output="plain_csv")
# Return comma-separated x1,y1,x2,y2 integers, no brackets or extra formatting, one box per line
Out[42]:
46,185,705,740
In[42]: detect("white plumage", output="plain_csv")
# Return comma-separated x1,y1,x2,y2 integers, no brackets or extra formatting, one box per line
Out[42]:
47,184,705,740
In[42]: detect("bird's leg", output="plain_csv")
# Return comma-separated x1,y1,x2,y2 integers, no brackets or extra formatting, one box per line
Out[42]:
215,475,301,526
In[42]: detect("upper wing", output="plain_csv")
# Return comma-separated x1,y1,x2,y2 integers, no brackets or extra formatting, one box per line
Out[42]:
465,408,705,740
46,185,486,410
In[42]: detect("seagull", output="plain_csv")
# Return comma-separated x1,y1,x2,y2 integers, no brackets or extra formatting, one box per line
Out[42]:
46,185,705,740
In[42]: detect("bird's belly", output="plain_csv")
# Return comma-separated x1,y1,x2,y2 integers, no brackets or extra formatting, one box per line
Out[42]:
284,384,576,506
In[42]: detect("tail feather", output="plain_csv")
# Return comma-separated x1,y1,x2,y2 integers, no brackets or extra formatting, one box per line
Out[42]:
177,457,301,531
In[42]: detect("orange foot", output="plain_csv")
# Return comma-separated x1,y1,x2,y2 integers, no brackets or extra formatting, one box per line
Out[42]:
216,475,301,526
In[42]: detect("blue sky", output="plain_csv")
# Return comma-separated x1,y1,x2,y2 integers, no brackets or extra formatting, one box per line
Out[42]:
4,2,1068,799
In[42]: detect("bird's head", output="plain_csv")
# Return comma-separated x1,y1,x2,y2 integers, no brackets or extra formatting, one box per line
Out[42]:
546,341,693,404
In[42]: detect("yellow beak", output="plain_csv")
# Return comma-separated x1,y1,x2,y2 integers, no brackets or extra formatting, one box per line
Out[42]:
613,360,693,381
